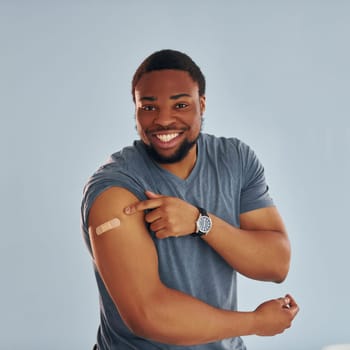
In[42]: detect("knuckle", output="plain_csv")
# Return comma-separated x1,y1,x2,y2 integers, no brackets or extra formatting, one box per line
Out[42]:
163,206,171,215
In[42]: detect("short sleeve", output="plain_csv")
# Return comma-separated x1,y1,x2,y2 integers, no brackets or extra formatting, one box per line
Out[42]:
239,142,274,214
80,161,146,256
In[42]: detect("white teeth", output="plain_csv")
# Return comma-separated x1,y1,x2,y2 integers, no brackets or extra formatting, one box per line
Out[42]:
156,133,179,142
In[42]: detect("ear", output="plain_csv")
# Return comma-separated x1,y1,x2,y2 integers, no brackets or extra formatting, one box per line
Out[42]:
199,95,206,116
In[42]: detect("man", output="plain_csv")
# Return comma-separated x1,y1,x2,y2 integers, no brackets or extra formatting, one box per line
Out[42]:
81,49,299,350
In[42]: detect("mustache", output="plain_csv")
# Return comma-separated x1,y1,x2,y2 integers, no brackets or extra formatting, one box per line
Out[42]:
146,125,189,133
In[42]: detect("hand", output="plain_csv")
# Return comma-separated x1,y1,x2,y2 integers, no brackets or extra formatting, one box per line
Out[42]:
254,294,299,336
124,191,199,239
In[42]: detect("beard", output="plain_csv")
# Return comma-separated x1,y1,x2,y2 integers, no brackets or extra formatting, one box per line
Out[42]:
143,135,199,164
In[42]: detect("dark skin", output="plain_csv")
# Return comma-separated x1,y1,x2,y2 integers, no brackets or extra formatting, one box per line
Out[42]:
88,69,299,345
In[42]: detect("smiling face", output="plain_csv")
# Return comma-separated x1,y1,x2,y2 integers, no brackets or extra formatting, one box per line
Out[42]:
134,69,206,165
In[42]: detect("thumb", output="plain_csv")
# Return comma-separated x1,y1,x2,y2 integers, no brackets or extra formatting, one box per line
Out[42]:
145,190,164,199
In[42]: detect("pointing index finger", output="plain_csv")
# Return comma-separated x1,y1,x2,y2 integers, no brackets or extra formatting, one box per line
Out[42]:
124,198,162,215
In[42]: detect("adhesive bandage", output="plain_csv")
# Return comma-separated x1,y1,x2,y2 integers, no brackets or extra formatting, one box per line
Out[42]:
96,218,121,235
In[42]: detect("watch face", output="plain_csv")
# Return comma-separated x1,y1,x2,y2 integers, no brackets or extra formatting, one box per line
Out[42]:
198,215,212,234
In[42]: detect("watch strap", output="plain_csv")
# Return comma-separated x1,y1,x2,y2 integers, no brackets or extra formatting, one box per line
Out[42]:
192,207,211,237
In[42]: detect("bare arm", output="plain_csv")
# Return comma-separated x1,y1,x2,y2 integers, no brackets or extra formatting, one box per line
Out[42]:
89,187,297,345
202,206,290,283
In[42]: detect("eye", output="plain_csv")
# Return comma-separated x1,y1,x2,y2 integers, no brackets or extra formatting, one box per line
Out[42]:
175,103,188,109
142,105,156,111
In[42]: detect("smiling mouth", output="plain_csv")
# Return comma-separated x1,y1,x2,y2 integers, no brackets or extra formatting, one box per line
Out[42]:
154,133,180,142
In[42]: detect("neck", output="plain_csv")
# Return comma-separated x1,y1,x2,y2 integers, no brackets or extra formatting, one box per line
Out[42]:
158,145,197,180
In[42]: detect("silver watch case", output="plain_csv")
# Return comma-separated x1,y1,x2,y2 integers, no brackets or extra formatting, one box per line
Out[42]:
196,211,212,236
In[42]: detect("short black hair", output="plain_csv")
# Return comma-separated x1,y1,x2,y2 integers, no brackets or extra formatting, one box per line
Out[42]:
131,49,206,102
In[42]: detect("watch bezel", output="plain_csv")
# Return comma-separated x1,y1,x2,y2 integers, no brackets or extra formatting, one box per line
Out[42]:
194,207,212,236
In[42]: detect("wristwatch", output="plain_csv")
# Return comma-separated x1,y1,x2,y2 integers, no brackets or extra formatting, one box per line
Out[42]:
193,207,212,237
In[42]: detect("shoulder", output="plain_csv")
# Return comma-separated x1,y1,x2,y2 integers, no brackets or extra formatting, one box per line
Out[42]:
83,141,148,199
81,142,148,239
200,133,246,149
200,133,253,161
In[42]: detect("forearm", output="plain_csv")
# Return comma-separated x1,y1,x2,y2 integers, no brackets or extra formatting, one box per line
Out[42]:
127,284,256,345
202,215,291,282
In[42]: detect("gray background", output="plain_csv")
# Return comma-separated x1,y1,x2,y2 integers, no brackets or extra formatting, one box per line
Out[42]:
1,1,349,349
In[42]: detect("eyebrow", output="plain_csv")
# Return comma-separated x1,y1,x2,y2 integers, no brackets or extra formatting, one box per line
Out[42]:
140,93,191,102
170,93,191,100
140,96,157,102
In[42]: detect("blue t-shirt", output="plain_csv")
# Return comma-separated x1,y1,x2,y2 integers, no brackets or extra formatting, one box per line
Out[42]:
81,133,274,350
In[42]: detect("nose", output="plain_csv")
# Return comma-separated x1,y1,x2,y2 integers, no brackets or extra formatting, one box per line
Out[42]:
153,107,175,127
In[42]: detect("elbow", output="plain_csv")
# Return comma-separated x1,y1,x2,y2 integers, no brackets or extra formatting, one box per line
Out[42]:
250,246,291,283
123,304,159,340
273,250,291,283
122,293,187,346
273,265,289,283
259,261,289,283
125,308,181,345
121,292,170,342
272,234,291,283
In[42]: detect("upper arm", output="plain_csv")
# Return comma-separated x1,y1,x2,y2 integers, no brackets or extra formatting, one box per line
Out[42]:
239,207,291,282
239,206,287,234
88,186,162,328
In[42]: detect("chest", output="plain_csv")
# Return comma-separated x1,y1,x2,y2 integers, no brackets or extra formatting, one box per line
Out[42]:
147,160,242,227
